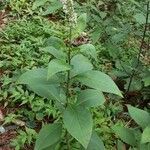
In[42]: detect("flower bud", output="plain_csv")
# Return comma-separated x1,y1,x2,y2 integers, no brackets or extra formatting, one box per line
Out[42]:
60,0,77,26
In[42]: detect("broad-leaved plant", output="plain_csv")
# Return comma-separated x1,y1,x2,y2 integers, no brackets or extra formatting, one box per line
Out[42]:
18,0,122,149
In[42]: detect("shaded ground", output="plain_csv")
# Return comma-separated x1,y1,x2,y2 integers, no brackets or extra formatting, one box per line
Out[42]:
0,106,16,150
0,10,7,29
0,7,14,149
0,130,16,150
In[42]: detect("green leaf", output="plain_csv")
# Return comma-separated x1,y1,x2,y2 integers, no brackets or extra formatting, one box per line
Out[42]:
99,11,107,19
43,46,66,59
32,0,48,10
73,13,87,38
77,13,87,33
79,44,97,60
143,76,150,87
87,132,105,150
48,59,71,79
117,140,126,150
113,126,137,146
45,36,65,50
129,0,141,7
71,54,93,77
34,123,62,150
63,105,92,148
41,144,57,150
76,70,123,97
128,105,150,129
90,26,102,44
76,89,105,107
141,125,150,144
134,13,146,24
18,68,65,104
139,143,150,150
42,0,62,15
32,0,62,14
125,78,142,91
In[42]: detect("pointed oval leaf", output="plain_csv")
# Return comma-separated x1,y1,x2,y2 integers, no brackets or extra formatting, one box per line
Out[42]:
113,126,137,146
72,13,87,38
87,132,105,150
77,13,87,32
32,0,48,10
76,70,123,97
117,140,126,150
71,54,93,77
48,59,71,79
41,144,57,150
79,44,97,60
127,105,150,129
141,125,150,144
134,13,146,24
142,76,150,87
18,68,59,85
77,13,87,34
63,105,93,148
18,68,65,104
43,46,66,59
76,89,105,107
45,36,65,49
139,143,150,150
34,123,62,150
42,1,62,15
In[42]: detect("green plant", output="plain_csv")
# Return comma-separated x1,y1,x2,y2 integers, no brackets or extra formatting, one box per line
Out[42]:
18,1,122,149
6,0,33,17
76,0,150,109
92,103,123,149
0,17,64,138
113,105,150,150
11,127,37,150
3,114,22,125
6,0,63,17
108,1,150,109
32,0,63,15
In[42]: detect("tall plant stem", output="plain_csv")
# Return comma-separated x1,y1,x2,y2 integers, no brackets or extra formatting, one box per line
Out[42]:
65,26,72,150
126,2,149,94
66,26,72,104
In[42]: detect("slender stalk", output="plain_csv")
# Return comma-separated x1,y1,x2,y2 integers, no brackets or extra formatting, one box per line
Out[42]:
66,26,72,150
66,26,72,105
126,2,149,94
62,0,75,148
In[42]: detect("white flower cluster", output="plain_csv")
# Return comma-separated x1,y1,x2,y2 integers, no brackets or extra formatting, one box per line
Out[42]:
60,0,77,26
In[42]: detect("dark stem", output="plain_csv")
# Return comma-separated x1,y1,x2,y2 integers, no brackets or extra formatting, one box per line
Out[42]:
147,29,150,54
66,26,72,105
116,54,132,76
65,26,72,150
125,2,149,94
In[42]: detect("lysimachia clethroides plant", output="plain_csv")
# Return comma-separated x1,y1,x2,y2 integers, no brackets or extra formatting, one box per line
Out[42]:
18,0,123,149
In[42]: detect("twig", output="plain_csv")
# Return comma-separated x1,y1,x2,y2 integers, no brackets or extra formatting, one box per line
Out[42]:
124,119,132,127
126,2,149,94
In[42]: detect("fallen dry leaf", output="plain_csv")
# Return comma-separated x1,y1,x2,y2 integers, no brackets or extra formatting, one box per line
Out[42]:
12,119,25,127
0,109,4,122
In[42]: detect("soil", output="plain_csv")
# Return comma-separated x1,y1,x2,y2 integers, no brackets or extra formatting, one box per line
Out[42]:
0,106,16,150
0,9,7,29
0,130,16,150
